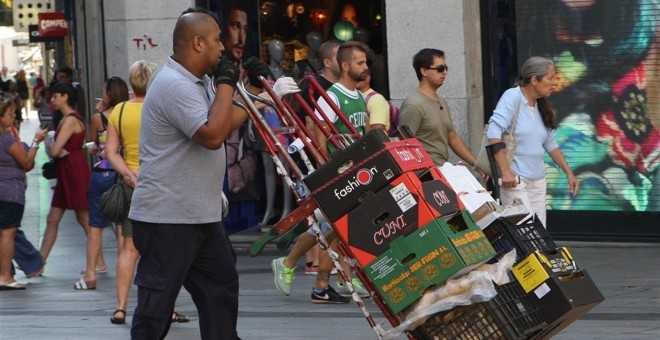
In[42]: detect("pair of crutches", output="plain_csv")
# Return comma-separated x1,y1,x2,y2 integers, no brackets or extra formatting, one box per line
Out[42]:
235,76,402,339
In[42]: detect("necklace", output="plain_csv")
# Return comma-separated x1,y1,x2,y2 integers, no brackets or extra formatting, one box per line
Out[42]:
520,86,536,115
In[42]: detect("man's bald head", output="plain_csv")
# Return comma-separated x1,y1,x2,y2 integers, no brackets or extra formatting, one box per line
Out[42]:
173,8,220,55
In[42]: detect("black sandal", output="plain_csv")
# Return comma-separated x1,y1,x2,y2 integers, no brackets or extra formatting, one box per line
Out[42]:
172,311,189,323
110,309,126,324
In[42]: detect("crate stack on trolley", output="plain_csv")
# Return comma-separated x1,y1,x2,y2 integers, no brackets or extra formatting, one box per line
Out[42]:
242,75,604,339
301,129,604,339
480,213,605,339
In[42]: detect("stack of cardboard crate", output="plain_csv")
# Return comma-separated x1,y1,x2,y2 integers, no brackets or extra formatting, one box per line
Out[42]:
303,129,496,314
303,129,603,338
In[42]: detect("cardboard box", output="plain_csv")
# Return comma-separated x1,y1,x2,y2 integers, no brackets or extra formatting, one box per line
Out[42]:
433,163,510,228
333,170,460,267
427,166,466,211
468,198,530,229
303,129,434,221
512,248,578,293
435,163,487,194
412,168,462,218
442,210,497,268
528,269,605,339
364,220,466,314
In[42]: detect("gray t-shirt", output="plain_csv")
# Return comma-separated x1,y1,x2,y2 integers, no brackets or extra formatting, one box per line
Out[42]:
129,57,226,224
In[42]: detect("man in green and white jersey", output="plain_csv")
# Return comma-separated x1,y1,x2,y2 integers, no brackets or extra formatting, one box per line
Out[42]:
314,41,370,156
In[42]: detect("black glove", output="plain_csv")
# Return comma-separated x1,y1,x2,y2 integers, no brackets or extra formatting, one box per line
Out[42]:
211,56,240,88
243,56,270,88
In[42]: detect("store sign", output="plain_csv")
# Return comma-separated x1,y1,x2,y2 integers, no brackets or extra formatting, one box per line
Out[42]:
29,24,63,43
38,12,68,37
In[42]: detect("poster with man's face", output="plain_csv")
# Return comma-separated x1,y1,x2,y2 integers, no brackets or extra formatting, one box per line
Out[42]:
220,2,260,65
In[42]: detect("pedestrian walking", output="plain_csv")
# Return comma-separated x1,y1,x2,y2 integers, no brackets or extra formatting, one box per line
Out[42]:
0,95,47,290
127,8,269,339
399,48,477,167
486,56,580,226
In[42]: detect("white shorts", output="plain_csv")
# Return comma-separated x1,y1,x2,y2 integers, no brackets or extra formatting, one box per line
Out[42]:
500,177,547,227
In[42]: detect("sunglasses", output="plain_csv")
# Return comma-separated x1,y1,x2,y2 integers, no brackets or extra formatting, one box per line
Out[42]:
427,65,449,73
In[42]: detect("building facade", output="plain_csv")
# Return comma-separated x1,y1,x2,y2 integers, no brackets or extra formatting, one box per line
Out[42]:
62,0,657,239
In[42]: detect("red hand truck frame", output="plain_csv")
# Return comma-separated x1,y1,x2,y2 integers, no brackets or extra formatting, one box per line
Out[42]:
234,75,417,339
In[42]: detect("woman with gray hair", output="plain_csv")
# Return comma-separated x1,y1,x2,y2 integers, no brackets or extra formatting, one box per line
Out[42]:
487,56,580,227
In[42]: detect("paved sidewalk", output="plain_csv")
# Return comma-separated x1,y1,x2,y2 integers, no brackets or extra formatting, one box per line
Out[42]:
1,112,658,339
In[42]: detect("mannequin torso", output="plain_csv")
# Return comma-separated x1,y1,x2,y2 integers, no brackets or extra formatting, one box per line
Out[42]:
303,32,322,72
295,32,323,79
268,39,287,79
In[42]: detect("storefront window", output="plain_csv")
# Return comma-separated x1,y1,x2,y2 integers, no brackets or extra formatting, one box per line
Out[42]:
483,0,659,237
241,0,389,96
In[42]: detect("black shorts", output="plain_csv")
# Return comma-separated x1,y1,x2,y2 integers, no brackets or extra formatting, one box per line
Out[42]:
0,200,24,229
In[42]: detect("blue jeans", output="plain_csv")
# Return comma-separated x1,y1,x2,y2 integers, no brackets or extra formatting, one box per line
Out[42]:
12,229,43,276
88,170,118,227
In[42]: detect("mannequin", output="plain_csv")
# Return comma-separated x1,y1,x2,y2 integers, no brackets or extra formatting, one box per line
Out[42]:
259,38,293,228
295,32,323,79
305,32,322,70
268,39,287,79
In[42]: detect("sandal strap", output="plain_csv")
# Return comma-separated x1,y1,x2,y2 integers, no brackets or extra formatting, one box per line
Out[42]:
73,278,96,290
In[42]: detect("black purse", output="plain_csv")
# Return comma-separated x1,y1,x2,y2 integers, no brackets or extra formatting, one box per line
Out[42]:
98,102,129,221
41,160,57,180
99,176,131,221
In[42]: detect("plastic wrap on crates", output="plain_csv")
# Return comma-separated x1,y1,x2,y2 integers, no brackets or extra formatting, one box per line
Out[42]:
382,250,517,339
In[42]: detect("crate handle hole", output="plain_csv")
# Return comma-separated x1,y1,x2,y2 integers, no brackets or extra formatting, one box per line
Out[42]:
401,253,416,264
373,212,390,225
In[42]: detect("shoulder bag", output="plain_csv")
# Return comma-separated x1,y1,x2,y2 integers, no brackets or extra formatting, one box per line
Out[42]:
99,102,131,221
41,160,57,180
473,96,521,177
